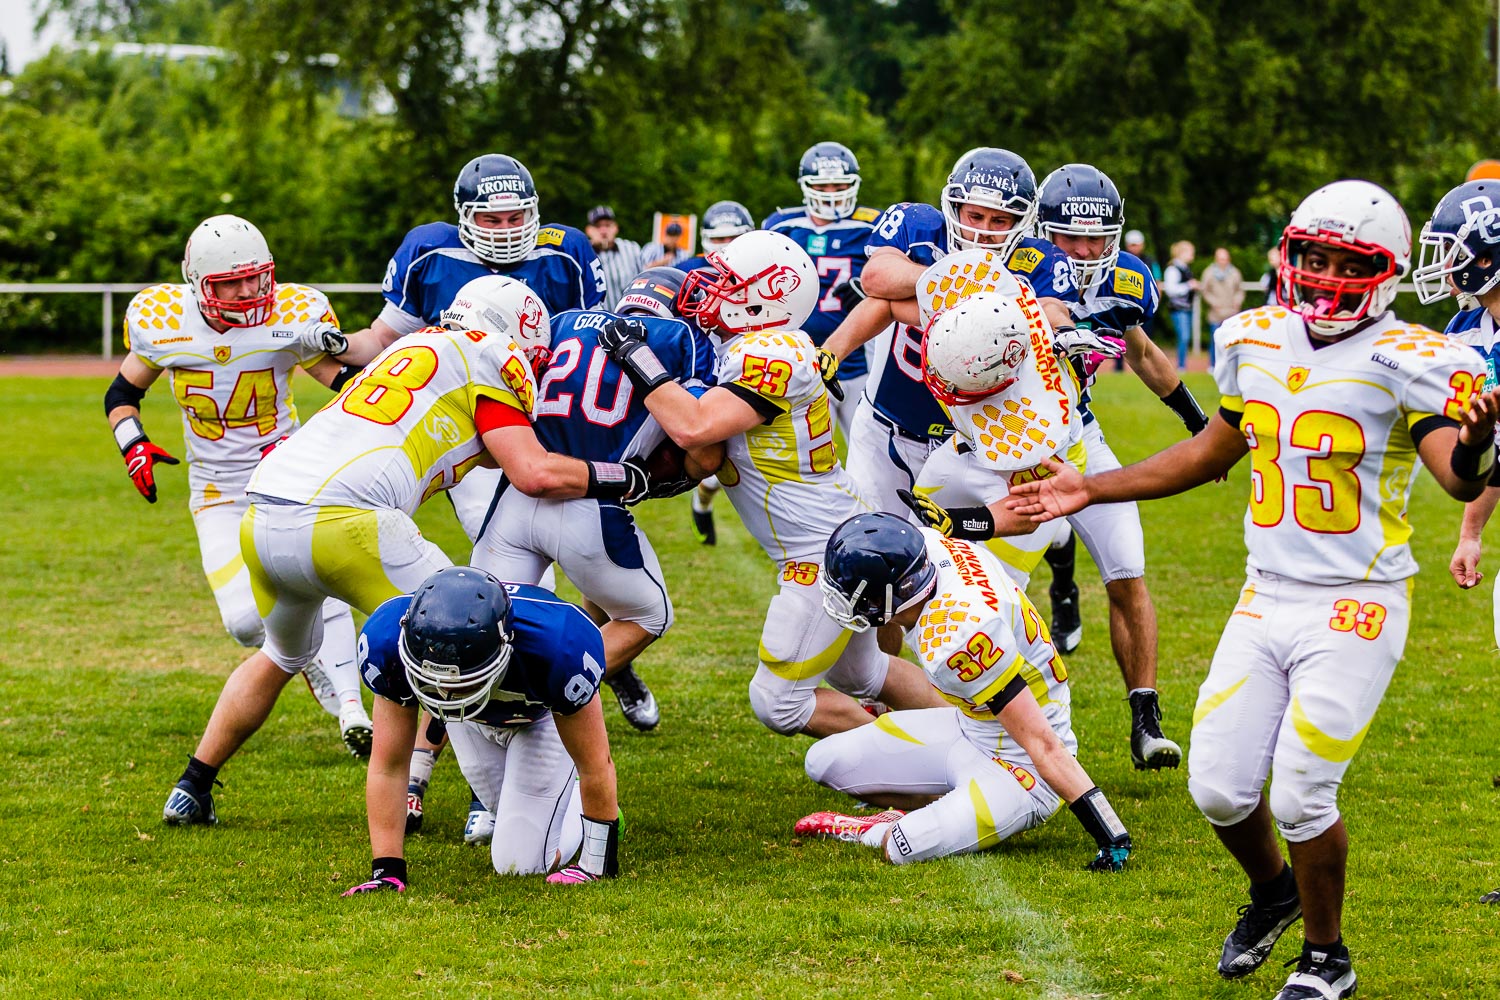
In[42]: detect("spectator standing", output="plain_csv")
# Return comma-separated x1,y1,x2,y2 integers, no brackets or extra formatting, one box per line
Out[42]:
1261,246,1283,305
640,221,692,270
585,205,643,309
1120,229,1163,371
1200,247,1245,368
1162,241,1198,370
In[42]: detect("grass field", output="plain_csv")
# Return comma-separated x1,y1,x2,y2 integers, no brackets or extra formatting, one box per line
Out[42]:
1,369,1497,999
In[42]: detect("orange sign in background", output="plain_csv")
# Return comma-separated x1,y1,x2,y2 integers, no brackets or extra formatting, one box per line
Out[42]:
1468,159,1500,182
651,212,697,252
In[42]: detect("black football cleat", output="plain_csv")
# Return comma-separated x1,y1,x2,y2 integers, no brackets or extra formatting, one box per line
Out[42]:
691,504,717,546
1218,887,1302,979
605,664,660,731
1272,941,1356,1000
1129,689,1181,770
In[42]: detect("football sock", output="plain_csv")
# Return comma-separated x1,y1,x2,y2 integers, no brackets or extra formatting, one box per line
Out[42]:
692,488,714,513
1045,533,1076,592
408,748,437,793
181,756,220,795
860,821,895,849
1250,862,1297,905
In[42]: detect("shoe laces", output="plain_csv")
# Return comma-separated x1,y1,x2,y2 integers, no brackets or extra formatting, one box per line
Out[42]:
609,669,648,702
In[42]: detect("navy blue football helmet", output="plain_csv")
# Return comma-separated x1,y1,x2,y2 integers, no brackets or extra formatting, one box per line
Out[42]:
700,201,755,253
821,513,939,632
799,141,862,220
941,147,1038,257
1038,164,1125,290
453,154,541,267
617,266,689,320
399,567,515,722
1414,180,1500,304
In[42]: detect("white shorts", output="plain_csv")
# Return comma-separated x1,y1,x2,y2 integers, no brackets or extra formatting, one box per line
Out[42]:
470,491,672,635
748,559,891,735
447,465,504,542
844,396,946,518
1065,420,1145,583
241,501,452,674
914,437,1072,588
446,713,584,875
1187,571,1411,843
804,707,1061,863
189,466,357,664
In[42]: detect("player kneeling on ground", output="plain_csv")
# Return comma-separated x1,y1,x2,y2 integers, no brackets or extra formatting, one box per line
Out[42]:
795,513,1131,872
343,567,620,893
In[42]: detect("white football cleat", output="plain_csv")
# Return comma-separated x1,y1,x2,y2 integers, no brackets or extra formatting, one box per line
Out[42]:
301,662,342,718
464,801,496,844
339,701,374,760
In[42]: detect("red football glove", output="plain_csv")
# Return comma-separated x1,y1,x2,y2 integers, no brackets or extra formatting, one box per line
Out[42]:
123,440,179,503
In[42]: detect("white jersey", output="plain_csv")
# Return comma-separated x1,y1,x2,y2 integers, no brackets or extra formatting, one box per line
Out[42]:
906,530,1075,759
1214,306,1487,585
249,326,537,514
125,283,335,470
715,328,873,561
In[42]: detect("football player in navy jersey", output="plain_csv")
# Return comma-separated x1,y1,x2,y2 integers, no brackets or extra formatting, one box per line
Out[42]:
1418,181,1500,858
820,147,1081,523
471,267,723,732
1031,163,1206,770
341,567,622,893
763,142,885,436
678,201,755,544
323,154,609,842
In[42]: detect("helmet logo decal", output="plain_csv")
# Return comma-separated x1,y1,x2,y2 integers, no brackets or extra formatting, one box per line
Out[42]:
1001,339,1026,369
517,297,545,341
759,265,803,302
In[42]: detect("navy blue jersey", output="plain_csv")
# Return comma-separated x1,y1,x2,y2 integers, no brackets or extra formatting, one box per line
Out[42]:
762,205,884,380
1070,251,1161,424
862,201,1080,440
381,221,606,332
1446,306,1499,389
359,584,606,726
678,255,714,272
535,309,716,462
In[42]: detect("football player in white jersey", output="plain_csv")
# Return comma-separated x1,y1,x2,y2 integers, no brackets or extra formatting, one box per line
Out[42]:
796,514,1132,873
161,275,653,827
1005,180,1500,1000
596,231,945,737
105,215,374,756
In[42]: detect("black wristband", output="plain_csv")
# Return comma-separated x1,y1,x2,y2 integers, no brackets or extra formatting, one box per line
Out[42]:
1451,431,1498,482
1160,382,1208,434
1069,786,1130,850
946,505,997,540
615,341,673,395
329,365,359,392
585,461,633,501
371,856,407,883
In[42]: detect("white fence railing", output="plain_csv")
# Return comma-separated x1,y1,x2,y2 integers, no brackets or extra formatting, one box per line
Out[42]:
0,277,1438,362
0,282,384,359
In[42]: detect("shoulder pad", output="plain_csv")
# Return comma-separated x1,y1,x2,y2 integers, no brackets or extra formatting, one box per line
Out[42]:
125,284,191,348
852,206,881,223
1369,323,1475,365
271,283,336,326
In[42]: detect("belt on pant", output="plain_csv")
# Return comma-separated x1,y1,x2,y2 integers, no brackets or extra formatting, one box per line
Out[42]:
870,406,945,444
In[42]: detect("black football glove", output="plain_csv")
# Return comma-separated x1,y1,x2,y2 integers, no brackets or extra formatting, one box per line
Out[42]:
598,317,672,395
831,277,865,315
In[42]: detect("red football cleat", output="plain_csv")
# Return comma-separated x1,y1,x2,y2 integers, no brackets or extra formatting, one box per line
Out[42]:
794,809,905,842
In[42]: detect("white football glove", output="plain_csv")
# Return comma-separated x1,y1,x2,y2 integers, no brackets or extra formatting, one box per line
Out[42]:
1052,325,1126,360
299,320,348,358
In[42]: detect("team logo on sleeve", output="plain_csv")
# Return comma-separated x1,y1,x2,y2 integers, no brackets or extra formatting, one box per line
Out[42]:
1114,268,1145,299
214,345,232,364
1287,366,1309,392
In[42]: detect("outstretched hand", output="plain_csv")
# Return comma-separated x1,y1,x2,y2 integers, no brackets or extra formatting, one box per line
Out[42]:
1002,458,1090,522
1458,387,1500,446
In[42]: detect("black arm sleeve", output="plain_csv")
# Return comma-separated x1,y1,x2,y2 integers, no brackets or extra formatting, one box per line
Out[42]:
1409,414,1459,449
104,372,147,414
1218,405,1243,429
723,383,783,423
328,366,360,392
983,673,1029,716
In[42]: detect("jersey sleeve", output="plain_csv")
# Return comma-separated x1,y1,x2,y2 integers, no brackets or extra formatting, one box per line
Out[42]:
650,318,717,389
273,284,341,366
1392,331,1487,426
380,223,441,323
1211,311,1257,406
471,336,538,416
717,331,821,416
1110,256,1158,326
867,202,946,266
509,589,607,715
357,596,419,707
914,606,1027,709
545,225,607,309
122,284,189,368
1006,239,1078,304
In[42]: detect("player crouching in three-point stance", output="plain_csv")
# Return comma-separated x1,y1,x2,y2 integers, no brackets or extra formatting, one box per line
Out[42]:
796,514,1132,873
598,230,945,738
106,215,374,756
1005,180,1500,1000
163,275,653,826
343,567,620,893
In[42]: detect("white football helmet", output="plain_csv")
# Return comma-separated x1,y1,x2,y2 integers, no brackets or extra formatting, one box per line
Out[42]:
182,215,276,328
1278,179,1411,336
678,230,818,336
921,291,1035,406
440,275,552,370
